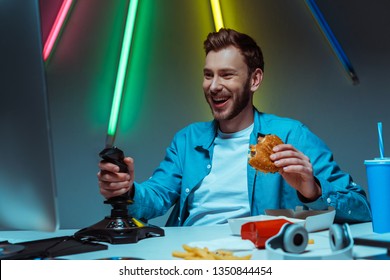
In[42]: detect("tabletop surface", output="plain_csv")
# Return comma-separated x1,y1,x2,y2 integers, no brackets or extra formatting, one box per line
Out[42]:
1,222,389,260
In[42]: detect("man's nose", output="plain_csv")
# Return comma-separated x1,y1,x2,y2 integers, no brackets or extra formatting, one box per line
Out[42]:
210,76,223,92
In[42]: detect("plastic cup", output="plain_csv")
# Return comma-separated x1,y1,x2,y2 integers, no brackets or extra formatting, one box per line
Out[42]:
364,158,390,233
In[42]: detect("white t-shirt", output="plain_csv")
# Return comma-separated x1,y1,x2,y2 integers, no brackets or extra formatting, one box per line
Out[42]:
184,124,253,226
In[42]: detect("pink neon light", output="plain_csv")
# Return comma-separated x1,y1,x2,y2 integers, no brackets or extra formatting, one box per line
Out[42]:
42,0,73,61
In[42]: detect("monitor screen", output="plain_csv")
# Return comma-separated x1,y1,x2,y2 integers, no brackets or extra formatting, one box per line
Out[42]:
0,0,59,231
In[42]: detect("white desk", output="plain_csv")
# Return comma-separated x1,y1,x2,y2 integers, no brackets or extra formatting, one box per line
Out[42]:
1,222,388,260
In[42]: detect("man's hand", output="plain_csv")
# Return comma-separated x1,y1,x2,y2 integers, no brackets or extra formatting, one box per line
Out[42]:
270,144,321,201
97,157,135,199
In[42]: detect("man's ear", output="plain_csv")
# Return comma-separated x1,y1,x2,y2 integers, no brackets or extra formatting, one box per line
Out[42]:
250,68,263,92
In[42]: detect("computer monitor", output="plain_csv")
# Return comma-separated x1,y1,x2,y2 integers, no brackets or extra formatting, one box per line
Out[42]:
0,0,59,231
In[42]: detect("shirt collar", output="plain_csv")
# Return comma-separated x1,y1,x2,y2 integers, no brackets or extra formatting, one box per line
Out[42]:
195,120,218,151
195,107,264,150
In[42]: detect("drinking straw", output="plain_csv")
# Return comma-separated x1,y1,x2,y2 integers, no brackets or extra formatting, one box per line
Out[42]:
378,122,384,159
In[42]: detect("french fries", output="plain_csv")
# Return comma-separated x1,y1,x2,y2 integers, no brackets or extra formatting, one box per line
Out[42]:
172,244,252,260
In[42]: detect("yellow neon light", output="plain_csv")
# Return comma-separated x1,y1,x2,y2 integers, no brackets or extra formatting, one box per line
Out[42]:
210,0,224,30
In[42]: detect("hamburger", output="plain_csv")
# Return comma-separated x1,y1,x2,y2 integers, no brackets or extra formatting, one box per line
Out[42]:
248,134,284,173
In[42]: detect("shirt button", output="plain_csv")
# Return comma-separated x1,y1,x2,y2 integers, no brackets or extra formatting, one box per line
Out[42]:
207,164,211,169
327,198,331,204
185,188,190,193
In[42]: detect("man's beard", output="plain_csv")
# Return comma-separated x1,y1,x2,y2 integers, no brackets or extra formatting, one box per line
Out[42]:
206,78,252,121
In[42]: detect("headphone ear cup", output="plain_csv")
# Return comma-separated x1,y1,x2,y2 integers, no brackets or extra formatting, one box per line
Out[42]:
282,224,309,254
329,224,351,251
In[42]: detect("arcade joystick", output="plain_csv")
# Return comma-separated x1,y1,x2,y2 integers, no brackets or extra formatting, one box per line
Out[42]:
74,146,164,244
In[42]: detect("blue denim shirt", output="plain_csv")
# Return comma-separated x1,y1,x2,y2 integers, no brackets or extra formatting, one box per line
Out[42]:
129,108,371,226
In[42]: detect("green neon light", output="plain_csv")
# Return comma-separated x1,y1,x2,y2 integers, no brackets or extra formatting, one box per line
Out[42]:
107,0,139,138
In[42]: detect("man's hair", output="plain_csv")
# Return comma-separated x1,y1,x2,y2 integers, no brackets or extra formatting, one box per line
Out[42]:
203,28,264,74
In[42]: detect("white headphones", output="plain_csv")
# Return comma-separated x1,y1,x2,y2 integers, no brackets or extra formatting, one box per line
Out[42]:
265,223,354,260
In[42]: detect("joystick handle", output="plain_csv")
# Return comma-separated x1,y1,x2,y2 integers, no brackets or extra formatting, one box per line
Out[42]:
99,146,132,207
99,147,128,173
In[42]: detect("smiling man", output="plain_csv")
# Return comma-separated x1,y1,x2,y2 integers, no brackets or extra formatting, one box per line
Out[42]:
203,45,260,133
98,28,371,226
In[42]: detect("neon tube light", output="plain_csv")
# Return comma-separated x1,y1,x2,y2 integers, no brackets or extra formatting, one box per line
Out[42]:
210,0,224,31
305,0,359,84
106,0,139,146
42,0,73,61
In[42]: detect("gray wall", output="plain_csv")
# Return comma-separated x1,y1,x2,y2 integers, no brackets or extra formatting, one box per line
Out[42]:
44,0,390,228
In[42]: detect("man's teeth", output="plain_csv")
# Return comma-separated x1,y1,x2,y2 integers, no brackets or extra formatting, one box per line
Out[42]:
213,97,228,103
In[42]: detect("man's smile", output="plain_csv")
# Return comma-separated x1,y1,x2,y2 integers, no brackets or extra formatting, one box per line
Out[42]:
211,95,230,108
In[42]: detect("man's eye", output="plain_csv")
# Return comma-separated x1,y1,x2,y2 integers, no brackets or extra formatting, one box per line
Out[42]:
222,73,234,79
204,73,213,79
